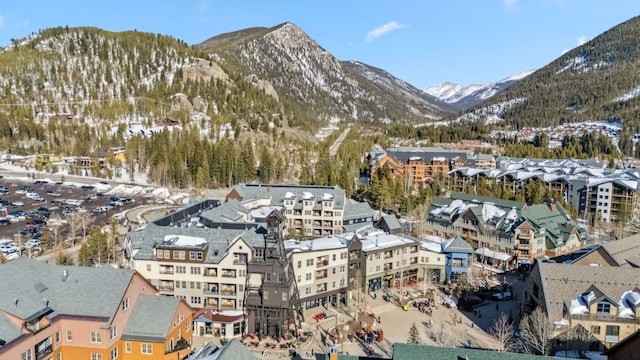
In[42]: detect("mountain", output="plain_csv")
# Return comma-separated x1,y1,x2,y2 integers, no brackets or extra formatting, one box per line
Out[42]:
451,14,640,144
195,22,452,123
424,70,533,110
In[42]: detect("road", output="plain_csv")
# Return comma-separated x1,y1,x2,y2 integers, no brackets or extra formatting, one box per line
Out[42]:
329,127,350,157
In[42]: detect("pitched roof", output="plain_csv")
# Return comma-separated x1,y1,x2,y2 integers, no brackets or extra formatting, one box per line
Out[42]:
129,223,265,263
0,258,135,345
122,295,181,342
535,262,640,321
391,343,548,359
443,236,474,254
214,339,258,360
231,183,346,211
602,233,640,266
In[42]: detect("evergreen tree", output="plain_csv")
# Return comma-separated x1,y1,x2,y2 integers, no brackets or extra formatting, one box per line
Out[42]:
408,322,420,344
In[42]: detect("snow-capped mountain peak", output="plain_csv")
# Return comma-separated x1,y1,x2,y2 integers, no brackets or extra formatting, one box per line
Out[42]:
423,70,534,110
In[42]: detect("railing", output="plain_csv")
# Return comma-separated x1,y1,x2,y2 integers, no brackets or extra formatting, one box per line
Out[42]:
221,288,236,295
221,301,235,309
221,272,236,278
204,288,219,295
36,344,53,360
572,313,640,324
233,259,246,265
159,268,174,274
204,269,217,277
349,253,359,260
316,259,328,267
158,285,174,292
316,273,327,279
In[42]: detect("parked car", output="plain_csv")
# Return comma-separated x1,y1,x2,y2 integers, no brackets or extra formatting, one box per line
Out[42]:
46,191,61,197
11,201,24,207
26,239,40,248
0,219,10,226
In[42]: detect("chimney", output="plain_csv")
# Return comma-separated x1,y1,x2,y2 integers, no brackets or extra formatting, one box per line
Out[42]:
548,198,557,212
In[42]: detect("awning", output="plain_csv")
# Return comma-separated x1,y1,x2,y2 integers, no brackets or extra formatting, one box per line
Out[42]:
194,316,213,324
475,247,512,262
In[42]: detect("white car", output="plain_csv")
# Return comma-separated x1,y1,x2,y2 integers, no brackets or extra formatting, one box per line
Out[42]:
15,189,27,194
46,191,61,197
11,201,24,207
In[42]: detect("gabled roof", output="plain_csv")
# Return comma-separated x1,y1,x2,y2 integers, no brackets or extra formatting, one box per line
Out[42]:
535,262,640,322
602,233,640,267
0,259,135,346
122,295,182,342
442,236,474,254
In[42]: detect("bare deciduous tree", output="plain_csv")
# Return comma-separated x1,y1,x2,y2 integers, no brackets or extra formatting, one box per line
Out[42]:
517,307,555,355
77,212,93,242
67,212,81,245
428,323,456,347
489,313,515,352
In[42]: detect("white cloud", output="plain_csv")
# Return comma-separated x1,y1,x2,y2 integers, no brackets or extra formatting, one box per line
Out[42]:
0,13,5,27
577,36,587,46
365,21,406,42
503,0,519,7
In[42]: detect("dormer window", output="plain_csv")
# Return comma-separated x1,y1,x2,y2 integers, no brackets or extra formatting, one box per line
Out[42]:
596,302,611,314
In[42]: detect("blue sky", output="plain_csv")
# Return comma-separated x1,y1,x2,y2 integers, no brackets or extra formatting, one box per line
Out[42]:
0,0,639,88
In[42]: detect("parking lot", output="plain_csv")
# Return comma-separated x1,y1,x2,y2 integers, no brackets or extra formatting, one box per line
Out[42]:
0,177,148,255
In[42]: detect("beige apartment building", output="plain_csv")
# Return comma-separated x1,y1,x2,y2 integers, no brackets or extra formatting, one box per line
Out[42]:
128,228,265,310
285,237,350,313
226,184,375,238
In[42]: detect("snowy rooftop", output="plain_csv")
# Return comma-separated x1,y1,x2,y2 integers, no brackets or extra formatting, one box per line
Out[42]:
160,235,208,248
322,193,334,201
249,206,283,220
303,191,314,200
360,232,418,252
284,236,347,253
284,191,295,199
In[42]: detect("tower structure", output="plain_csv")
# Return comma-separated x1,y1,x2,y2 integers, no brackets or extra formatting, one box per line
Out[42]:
244,208,303,339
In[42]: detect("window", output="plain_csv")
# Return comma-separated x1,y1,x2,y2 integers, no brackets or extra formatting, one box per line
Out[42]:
297,275,301,282
305,287,311,294
234,322,242,336
55,331,60,343
306,259,313,266
146,264,151,271
57,352,62,360
190,267,201,275
90,331,102,343
332,254,336,261
173,250,185,260
306,273,312,281
21,349,32,360
176,266,186,274
141,343,153,354
110,326,117,340
297,261,302,268
121,298,129,311
66,330,72,341
591,325,601,335
191,296,202,305
91,354,103,360
111,347,118,360
596,302,611,314
186,320,191,331
375,265,380,272
125,342,132,353
239,269,246,277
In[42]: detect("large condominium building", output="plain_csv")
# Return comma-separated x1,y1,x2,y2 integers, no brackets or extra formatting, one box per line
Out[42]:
0,259,193,360
525,261,640,350
426,193,587,270
447,157,640,224
226,184,375,237
371,147,471,187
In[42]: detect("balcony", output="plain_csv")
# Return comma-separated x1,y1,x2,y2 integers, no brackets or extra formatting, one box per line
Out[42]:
221,300,236,309
204,268,217,277
316,257,329,268
323,212,334,217
572,313,640,324
518,232,532,240
314,221,322,227
35,343,53,360
349,252,359,260
383,263,393,271
221,286,236,296
316,284,327,293
409,247,418,254
383,251,393,259
316,270,328,279
158,283,174,293
233,259,246,265
221,270,236,278
322,221,333,228
159,266,174,274
204,285,219,295
204,298,219,308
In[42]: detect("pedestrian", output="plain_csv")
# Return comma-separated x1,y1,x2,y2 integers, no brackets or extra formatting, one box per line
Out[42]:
471,322,474,328
496,303,499,311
